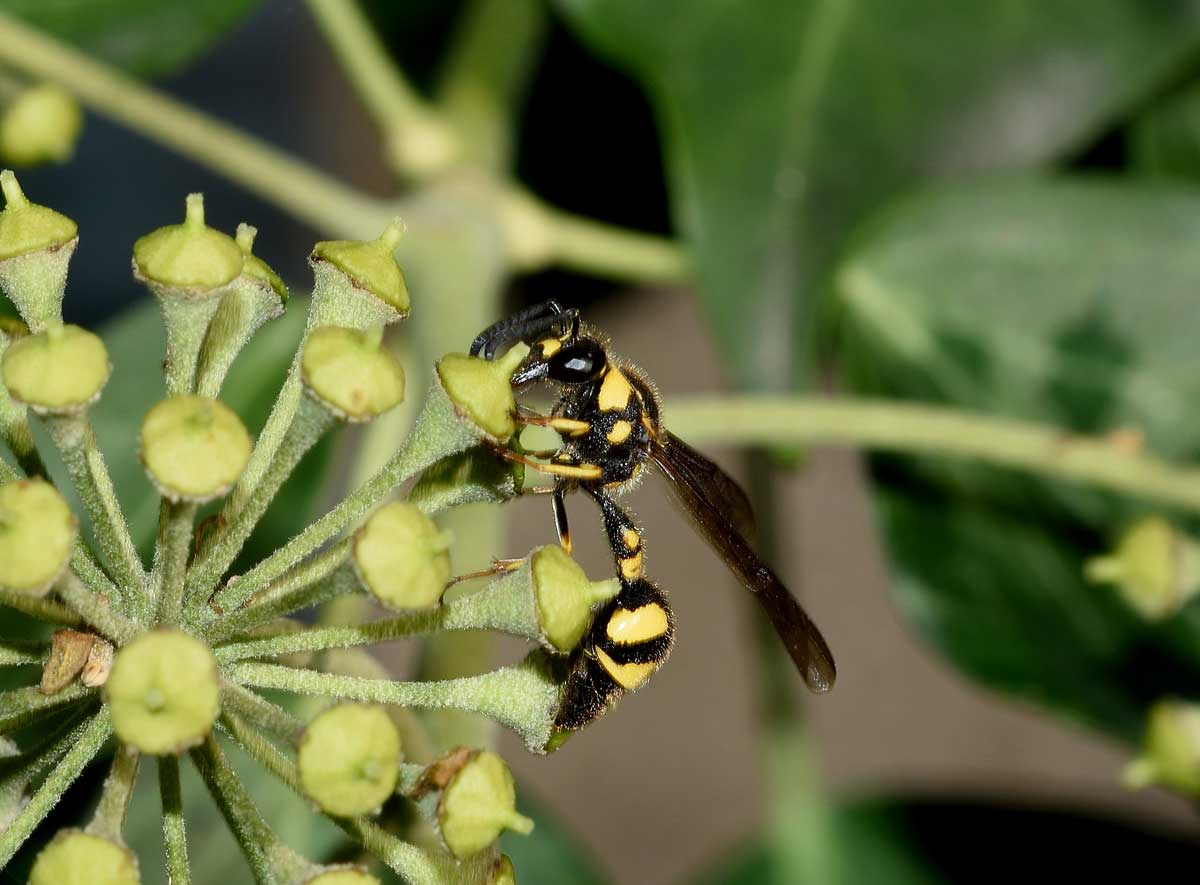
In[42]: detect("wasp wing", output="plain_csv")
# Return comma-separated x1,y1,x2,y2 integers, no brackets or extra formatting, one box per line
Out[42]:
661,431,757,538
650,437,836,692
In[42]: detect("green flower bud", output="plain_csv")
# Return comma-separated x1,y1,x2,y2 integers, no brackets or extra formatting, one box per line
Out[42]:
0,477,76,595
0,84,83,166
132,193,242,293
2,323,110,413
104,630,220,754
0,169,77,260
236,223,287,304
0,171,78,330
303,866,380,885
139,395,252,502
1085,517,1200,620
353,502,452,610
298,703,402,816
531,546,618,652
301,325,405,422
435,343,529,443
493,854,516,885
437,750,533,858
40,628,95,694
29,829,139,885
1125,700,1200,795
311,219,409,314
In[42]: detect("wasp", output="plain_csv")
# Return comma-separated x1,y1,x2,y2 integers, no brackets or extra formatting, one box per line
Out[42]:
471,300,836,729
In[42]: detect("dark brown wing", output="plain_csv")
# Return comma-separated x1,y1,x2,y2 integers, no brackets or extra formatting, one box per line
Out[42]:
650,437,836,692
661,431,757,538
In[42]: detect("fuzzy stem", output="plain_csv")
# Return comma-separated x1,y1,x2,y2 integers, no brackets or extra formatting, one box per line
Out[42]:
220,710,479,884
226,657,560,753
87,743,140,842
0,682,94,733
186,399,335,609
201,542,354,641
156,293,225,397
159,755,191,885
0,637,47,666
191,735,313,885
0,706,93,789
42,413,144,594
306,0,458,179
668,395,1200,514
0,708,110,868
436,0,546,173
155,501,198,626
57,571,138,645
0,587,81,627
70,546,121,604
219,681,304,742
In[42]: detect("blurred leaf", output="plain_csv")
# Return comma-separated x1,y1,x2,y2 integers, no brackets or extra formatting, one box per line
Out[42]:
92,296,330,563
1130,80,1200,180
558,0,1200,389
6,0,262,76
501,792,609,885
834,176,1200,528
876,489,1200,740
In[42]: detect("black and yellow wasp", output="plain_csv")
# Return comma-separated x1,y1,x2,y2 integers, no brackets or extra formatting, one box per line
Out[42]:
471,301,836,729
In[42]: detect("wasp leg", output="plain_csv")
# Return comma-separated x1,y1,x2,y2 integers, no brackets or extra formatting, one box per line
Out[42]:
585,487,646,581
516,414,591,436
553,486,572,555
446,557,525,588
490,445,603,481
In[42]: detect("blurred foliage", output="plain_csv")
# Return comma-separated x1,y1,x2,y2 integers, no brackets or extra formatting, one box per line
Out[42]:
559,0,1200,389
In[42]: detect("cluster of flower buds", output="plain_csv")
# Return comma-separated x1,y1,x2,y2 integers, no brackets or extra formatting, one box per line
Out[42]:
0,173,624,884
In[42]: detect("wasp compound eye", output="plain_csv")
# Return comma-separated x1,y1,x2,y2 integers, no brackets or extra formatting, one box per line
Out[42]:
547,339,606,383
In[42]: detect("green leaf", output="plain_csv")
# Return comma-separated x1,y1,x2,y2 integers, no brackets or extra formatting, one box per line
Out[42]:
558,0,1200,389
834,175,1200,528
1130,80,1200,180
876,489,1200,740
91,296,331,564
6,0,263,76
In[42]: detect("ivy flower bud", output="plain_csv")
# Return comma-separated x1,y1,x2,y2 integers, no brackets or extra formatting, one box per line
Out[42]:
1124,700,1200,795
303,867,379,885
298,703,402,816
2,323,110,414
104,630,220,754
0,477,76,595
139,395,252,502
0,171,78,330
353,502,452,610
236,223,287,304
530,546,619,652
436,750,533,858
435,343,530,443
311,219,409,315
1085,517,1200,620
0,84,83,166
132,193,242,293
29,829,139,885
300,325,405,422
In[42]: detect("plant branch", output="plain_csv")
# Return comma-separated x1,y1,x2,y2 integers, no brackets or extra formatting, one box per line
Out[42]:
87,743,140,842
0,587,81,627
57,571,138,645
154,501,197,626
0,682,95,733
0,709,110,869
0,637,47,666
667,395,1200,514
219,681,304,742
159,755,191,885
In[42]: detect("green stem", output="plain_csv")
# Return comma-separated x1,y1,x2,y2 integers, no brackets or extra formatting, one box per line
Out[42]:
190,735,313,885
0,9,391,239
306,0,458,179
219,681,304,742
0,587,81,627
155,501,197,626
0,637,47,666
0,708,110,869
42,413,145,595
437,0,547,173
87,744,140,842
667,395,1200,514
0,682,94,733
159,755,191,885
226,656,560,753
57,571,138,645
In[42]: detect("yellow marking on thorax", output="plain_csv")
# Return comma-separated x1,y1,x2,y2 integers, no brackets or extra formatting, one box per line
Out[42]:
597,367,633,412
539,337,562,357
606,419,633,444
596,647,656,690
605,603,669,644
621,527,640,550
619,550,644,580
